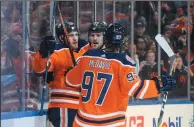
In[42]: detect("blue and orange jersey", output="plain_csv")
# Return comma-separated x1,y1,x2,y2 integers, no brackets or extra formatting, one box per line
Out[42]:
66,49,160,127
32,44,91,109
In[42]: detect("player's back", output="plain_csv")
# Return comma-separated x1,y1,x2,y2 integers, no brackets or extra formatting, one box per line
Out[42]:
71,49,136,126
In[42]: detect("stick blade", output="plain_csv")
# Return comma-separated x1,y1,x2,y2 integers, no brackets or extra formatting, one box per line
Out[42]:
155,34,174,57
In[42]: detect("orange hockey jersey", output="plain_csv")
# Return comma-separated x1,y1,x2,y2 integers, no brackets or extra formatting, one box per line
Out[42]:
33,44,91,109
66,49,160,127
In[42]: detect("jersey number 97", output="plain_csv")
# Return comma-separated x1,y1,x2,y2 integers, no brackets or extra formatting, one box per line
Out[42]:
82,71,113,106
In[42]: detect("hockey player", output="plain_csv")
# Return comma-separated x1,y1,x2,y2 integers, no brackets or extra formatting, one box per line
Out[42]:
33,22,90,127
87,21,108,49
65,23,176,127
55,22,88,51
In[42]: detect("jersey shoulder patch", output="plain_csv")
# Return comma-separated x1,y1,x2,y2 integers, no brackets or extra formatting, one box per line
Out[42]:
125,55,135,65
126,72,135,82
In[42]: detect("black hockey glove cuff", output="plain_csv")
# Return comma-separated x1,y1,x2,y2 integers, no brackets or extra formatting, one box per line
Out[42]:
43,72,54,84
152,75,176,93
64,67,73,76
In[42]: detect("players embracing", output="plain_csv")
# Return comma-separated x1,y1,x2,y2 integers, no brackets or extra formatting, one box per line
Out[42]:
65,23,176,127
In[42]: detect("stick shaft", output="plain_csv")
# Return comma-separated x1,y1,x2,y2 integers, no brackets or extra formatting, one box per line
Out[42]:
57,4,76,66
40,52,50,115
157,56,175,127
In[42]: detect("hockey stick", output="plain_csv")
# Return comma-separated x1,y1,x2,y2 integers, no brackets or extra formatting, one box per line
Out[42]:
155,34,175,127
39,2,56,115
39,52,51,115
56,2,76,66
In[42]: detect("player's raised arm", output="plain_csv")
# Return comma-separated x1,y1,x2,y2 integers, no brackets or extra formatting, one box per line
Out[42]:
33,36,56,74
119,57,176,99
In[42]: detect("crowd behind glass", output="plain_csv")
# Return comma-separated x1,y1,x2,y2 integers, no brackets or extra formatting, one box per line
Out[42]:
1,1,194,112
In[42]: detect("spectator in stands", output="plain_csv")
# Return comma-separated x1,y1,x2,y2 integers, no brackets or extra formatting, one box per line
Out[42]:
135,36,147,62
30,2,50,52
147,40,157,52
126,43,140,74
139,50,166,80
163,25,174,47
1,35,13,75
161,25,175,70
173,29,188,65
1,23,39,112
169,54,193,98
134,16,150,40
134,1,159,37
146,40,158,61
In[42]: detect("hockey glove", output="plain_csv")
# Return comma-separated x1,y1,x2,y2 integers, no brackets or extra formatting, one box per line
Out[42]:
152,75,176,93
64,67,73,76
39,36,56,58
43,72,54,84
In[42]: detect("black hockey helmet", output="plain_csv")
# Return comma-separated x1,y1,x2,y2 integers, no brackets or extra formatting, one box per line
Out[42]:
65,22,79,33
55,22,79,44
56,22,79,36
105,23,125,45
88,21,107,35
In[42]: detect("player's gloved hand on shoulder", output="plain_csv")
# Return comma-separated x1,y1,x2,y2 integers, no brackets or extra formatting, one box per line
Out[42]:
39,36,56,58
152,75,176,93
64,67,73,76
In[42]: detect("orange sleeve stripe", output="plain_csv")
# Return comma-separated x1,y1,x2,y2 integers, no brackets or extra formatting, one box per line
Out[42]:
139,80,159,99
133,80,144,98
132,80,159,99
128,80,140,96
137,80,151,99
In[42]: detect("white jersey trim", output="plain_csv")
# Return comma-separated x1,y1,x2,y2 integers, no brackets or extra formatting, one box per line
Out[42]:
50,99,79,104
50,89,80,95
139,80,149,99
66,77,81,88
128,81,140,96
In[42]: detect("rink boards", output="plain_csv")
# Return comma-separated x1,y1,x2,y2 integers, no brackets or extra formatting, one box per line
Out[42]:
126,103,194,127
1,103,194,127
